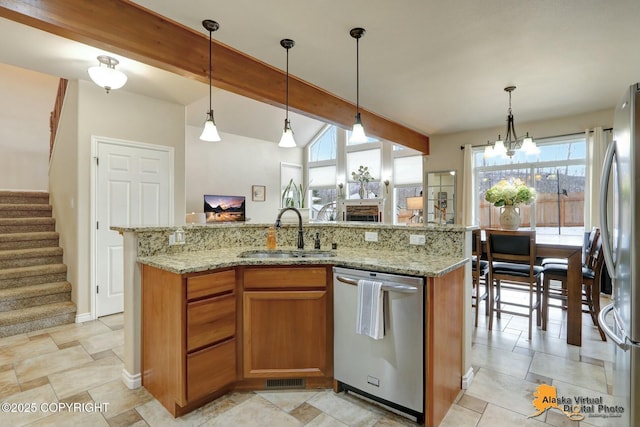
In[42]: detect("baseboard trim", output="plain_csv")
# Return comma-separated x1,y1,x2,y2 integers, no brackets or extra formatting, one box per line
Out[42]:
462,367,474,390
122,369,141,389
75,312,93,323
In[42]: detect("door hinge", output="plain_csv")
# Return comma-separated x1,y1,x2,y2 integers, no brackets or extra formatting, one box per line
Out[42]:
96,285,99,294
95,157,99,166
96,221,99,230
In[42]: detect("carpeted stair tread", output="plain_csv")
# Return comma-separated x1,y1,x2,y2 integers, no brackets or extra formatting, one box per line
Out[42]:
0,247,63,268
0,282,72,312
0,264,67,289
0,281,71,299
0,247,63,260
0,191,49,205
0,231,59,242
0,232,59,250
0,217,56,234
0,301,76,331
0,204,53,218
0,264,67,279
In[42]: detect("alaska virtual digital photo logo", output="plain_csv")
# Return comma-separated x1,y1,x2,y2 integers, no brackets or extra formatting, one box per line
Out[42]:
529,384,624,421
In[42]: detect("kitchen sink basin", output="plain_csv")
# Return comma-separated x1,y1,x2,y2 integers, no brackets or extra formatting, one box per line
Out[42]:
238,249,336,259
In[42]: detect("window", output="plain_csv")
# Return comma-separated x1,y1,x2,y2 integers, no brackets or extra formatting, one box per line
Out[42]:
474,135,586,235
393,154,423,224
306,126,423,222
309,125,336,162
346,148,381,198
308,126,338,219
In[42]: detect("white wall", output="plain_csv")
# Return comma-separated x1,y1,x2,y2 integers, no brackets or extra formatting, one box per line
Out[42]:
185,126,303,224
49,81,80,306
428,108,614,225
0,63,58,190
50,80,186,317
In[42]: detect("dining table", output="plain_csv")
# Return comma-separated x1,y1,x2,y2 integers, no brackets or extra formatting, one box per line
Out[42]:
482,231,584,346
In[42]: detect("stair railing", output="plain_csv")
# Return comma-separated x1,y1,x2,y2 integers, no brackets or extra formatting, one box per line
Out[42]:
49,78,68,160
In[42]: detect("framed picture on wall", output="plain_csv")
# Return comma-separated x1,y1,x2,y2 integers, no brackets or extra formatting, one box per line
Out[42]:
252,185,266,202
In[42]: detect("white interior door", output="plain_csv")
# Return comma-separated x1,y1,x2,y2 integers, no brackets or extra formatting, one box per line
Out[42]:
95,139,172,317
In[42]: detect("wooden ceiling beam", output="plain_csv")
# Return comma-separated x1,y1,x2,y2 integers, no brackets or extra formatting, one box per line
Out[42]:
0,0,429,153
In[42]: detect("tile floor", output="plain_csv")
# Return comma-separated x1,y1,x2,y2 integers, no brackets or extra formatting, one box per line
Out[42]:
0,291,618,427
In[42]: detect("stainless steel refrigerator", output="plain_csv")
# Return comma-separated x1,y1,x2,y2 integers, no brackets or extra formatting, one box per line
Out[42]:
598,83,640,427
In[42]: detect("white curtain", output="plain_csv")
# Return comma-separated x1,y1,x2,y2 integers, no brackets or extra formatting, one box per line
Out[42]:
584,127,608,229
462,144,475,226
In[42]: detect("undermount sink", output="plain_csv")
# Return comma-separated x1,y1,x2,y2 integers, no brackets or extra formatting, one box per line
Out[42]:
238,249,336,259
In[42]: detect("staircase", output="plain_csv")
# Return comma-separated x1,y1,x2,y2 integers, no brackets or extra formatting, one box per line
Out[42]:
0,191,76,337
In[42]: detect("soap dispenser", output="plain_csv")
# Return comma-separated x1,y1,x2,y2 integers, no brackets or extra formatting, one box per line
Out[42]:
266,226,277,250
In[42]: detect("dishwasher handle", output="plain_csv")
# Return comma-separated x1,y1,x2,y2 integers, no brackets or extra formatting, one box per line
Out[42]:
335,275,418,294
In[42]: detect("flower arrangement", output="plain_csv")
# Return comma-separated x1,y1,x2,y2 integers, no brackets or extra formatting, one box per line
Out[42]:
351,165,374,184
484,178,536,207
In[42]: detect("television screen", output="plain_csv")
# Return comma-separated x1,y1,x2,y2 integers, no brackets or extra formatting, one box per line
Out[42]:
204,195,246,222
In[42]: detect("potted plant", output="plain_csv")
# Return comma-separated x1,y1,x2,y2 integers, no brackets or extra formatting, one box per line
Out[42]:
351,165,374,199
484,178,536,229
280,178,310,222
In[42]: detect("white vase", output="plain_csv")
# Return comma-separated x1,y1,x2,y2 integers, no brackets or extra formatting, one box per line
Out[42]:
358,182,367,199
499,205,521,230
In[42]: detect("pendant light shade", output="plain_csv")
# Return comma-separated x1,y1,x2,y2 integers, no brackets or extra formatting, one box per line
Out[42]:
200,110,221,142
200,19,221,142
278,39,296,148
88,55,127,93
349,27,367,143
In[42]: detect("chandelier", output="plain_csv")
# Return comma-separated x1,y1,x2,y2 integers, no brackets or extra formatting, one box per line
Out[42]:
485,86,537,158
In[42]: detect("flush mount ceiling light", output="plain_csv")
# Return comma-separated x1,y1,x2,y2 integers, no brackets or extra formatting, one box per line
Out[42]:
88,55,127,93
349,27,367,144
200,19,221,142
278,38,296,148
485,86,536,158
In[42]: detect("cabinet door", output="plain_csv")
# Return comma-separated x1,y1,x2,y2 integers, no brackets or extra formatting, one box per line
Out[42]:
187,338,236,402
243,291,327,378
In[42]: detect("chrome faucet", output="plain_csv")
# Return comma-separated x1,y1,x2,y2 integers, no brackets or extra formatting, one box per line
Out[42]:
275,207,304,249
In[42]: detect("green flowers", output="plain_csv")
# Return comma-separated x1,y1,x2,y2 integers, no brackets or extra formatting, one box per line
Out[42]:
485,178,536,207
351,165,374,184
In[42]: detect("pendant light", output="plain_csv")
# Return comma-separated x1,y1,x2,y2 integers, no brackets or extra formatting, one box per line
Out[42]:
349,27,367,143
200,19,221,142
485,86,536,157
278,39,296,148
88,55,127,93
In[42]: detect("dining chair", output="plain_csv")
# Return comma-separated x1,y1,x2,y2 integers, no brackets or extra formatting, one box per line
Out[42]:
471,229,489,326
540,227,600,267
486,229,543,340
539,227,600,314
542,233,607,341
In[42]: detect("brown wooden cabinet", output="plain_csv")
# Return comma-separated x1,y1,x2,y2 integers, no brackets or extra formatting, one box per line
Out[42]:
141,266,237,416
240,266,333,384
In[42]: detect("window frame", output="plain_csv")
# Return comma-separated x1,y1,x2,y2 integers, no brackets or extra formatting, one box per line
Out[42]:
472,135,586,234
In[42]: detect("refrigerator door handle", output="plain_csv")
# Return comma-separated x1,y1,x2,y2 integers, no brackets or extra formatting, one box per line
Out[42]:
599,303,630,350
599,139,617,279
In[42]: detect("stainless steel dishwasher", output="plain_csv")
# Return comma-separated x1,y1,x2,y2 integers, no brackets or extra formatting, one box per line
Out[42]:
333,266,425,423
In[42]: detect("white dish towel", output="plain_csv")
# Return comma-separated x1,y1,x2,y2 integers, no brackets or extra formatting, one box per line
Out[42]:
356,279,384,339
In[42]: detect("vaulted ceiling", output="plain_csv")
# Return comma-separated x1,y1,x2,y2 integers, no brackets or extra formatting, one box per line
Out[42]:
2,1,640,145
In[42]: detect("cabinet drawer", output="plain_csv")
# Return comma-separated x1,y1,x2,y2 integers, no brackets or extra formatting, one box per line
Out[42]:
187,338,236,402
243,267,327,289
187,293,236,351
187,269,236,300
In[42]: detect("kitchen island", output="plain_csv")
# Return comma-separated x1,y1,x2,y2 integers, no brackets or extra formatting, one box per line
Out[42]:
114,222,471,426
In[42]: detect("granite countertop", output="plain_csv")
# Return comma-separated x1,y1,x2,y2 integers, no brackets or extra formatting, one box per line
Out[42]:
137,246,468,277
